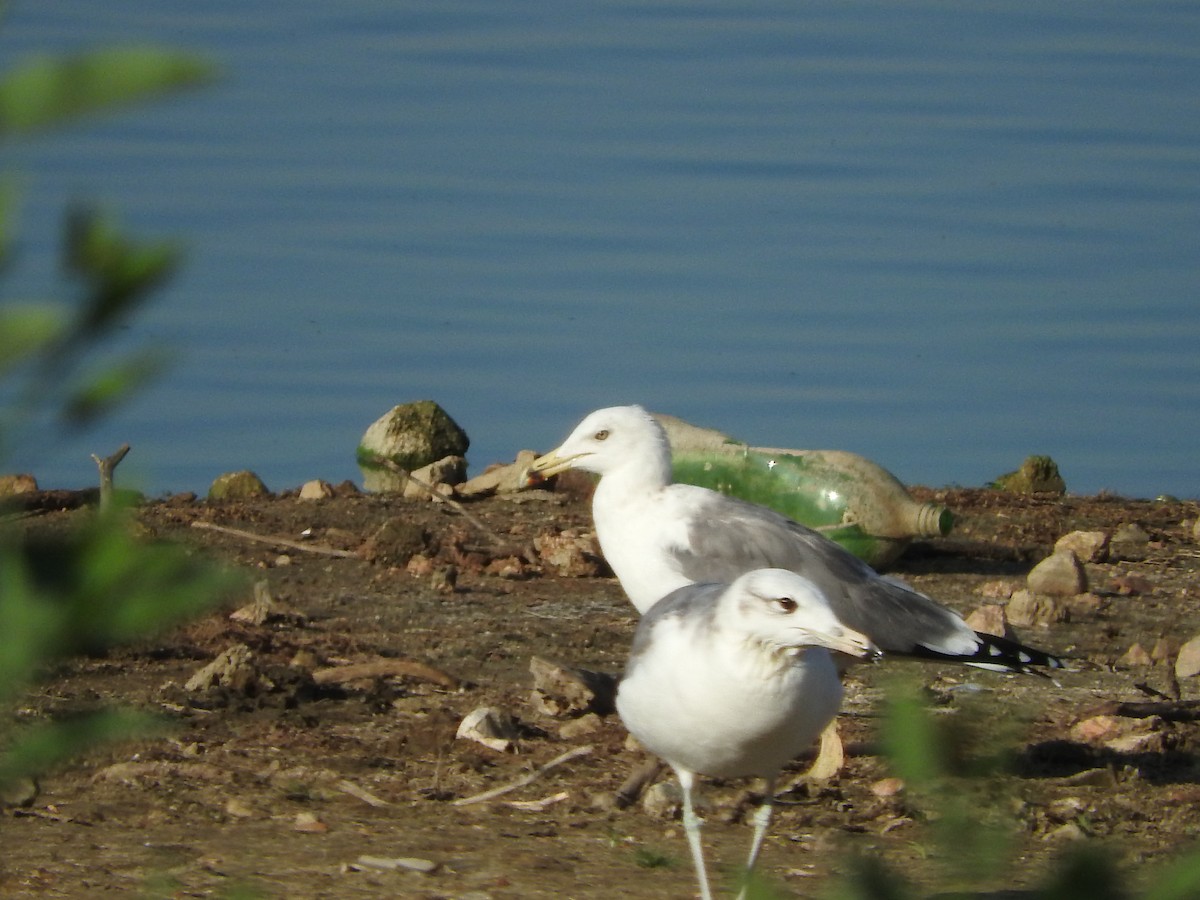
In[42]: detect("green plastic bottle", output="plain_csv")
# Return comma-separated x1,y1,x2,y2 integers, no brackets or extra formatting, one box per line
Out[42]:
657,415,953,570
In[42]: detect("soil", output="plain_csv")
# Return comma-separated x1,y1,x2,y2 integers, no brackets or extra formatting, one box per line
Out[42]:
3,484,1200,899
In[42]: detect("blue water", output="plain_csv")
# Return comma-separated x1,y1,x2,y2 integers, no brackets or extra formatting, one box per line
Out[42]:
2,1,1198,498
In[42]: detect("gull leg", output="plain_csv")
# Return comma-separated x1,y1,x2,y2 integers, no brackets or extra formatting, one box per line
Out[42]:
735,776,777,900
676,769,713,900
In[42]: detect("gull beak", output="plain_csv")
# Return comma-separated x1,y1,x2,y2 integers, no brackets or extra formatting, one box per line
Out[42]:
527,448,585,480
817,625,880,661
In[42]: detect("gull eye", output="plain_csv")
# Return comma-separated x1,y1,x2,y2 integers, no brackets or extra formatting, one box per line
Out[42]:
774,597,797,614
594,429,610,441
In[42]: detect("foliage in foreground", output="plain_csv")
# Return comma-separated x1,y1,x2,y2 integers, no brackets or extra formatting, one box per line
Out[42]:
823,676,1200,900
0,34,236,791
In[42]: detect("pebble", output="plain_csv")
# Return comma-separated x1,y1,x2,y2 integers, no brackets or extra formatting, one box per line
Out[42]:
1118,643,1154,667
533,529,604,577
1006,589,1068,627
1026,550,1087,596
964,603,1011,638
1113,522,1151,545
456,706,520,753
642,780,683,819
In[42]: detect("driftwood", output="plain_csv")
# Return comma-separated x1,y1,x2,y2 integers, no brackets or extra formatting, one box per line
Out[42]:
452,745,594,807
90,443,130,511
190,520,360,559
311,658,459,690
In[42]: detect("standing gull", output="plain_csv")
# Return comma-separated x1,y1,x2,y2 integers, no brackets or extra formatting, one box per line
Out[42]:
616,568,878,900
530,405,1063,672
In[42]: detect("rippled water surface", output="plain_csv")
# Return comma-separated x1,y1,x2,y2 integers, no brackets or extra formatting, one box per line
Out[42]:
2,2,1197,497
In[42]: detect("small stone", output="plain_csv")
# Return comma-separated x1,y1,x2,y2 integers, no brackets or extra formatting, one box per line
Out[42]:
1174,634,1200,679
559,712,602,740
0,473,38,496
455,706,520,753
1110,572,1154,596
208,470,269,501
1063,592,1104,619
1113,523,1151,545
185,643,262,693
529,656,618,717
225,798,255,819
977,580,1020,600
1006,589,1068,627
458,450,539,497
1043,822,1087,843
869,777,905,798
298,479,333,500
0,776,38,807
1152,637,1181,663
642,781,683,819
1193,518,1200,542
1027,551,1087,596
1071,715,1122,742
1054,531,1109,563
1118,643,1153,667
403,455,468,499
430,565,457,594
533,529,604,577
965,604,1011,638
293,811,328,833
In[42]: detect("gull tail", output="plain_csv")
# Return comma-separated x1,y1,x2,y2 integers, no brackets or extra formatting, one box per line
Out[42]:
908,631,1067,676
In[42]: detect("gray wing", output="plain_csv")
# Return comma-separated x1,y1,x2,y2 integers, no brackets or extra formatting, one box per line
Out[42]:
669,488,977,658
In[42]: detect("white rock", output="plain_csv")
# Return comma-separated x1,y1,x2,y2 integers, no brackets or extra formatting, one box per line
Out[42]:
1027,550,1087,596
642,780,683,819
1006,589,1068,627
299,479,333,500
455,706,520,752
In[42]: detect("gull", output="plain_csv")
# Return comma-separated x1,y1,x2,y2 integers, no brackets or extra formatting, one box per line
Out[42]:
529,405,1064,673
616,568,879,900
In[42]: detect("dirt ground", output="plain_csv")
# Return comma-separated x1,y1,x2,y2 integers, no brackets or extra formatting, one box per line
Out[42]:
3,482,1200,899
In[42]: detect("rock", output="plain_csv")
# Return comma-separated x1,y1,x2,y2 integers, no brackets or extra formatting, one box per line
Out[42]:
992,455,1066,494
0,776,38,808
403,455,467,499
458,450,539,497
455,706,520,752
1071,715,1123,742
1151,637,1180,663
229,580,305,626
1194,518,1200,543
1174,634,1200,678
1006,589,1069,627
429,565,457,593
1110,572,1154,595
359,519,428,567
529,656,617,717
1113,522,1151,545
642,780,683,819
298,479,333,500
185,643,263,693
358,401,469,492
533,529,604,577
1043,822,1087,843
1119,643,1154,667
1054,530,1109,563
965,603,1012,638
1027,550,1087,596
293,811,328,833
0,473,38,496
208,470,269,500
869,777,905,798
977,579,1020,600
1062,592,1104,619
559,712,602,739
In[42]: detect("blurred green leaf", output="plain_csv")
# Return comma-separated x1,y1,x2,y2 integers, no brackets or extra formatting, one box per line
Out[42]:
0,708,168,787
63,349,169,425
0,305,65,374
65,207,182,336
0,46,215,135
879,676,945,790
1144,851,1200,900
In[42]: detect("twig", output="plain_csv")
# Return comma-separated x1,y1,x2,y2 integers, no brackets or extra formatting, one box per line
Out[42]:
452,744,594,806
336,779,391,808
312,658,459,690
190,520,359,558
91,443,130,511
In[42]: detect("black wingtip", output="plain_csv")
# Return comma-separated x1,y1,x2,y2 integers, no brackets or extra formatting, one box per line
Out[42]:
907,631,1067,674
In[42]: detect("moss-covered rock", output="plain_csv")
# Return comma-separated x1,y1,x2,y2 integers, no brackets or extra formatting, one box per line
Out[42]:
357,400,469,477
992,455,1066,495
208,470,270,500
